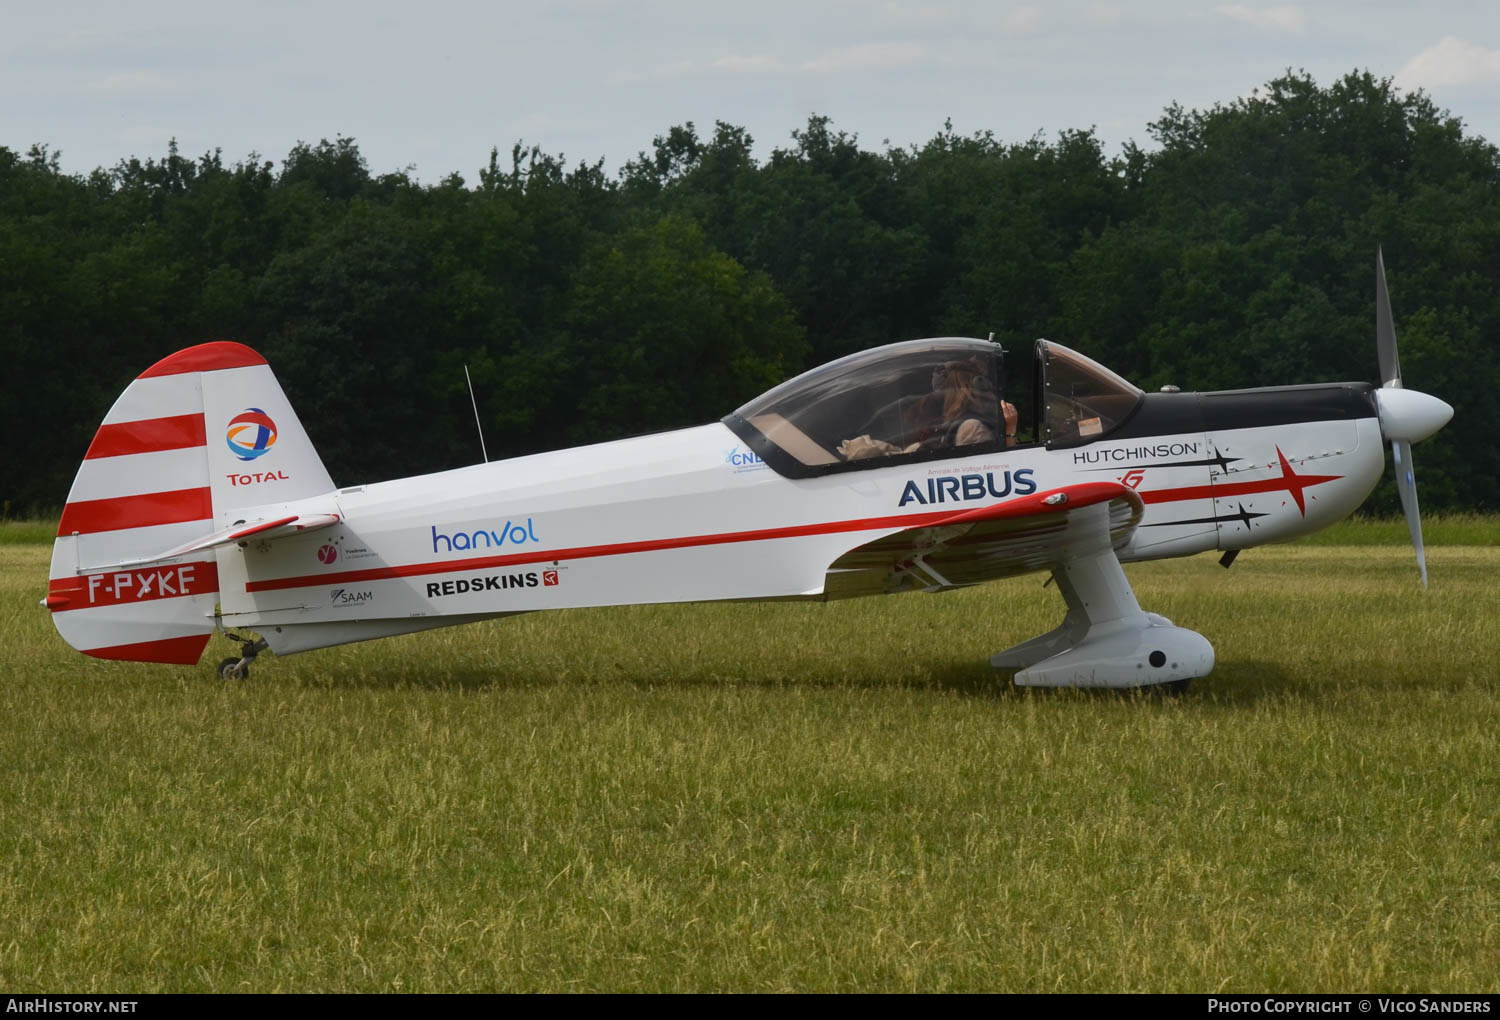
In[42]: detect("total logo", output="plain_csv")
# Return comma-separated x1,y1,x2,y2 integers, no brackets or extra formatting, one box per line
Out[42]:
226,470,290,487
898,469,1037,507
329,588,374,606
227,408,278,461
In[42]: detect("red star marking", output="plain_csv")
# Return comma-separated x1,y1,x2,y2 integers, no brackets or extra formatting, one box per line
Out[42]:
1137,446,1341,515
1275,445,1326,516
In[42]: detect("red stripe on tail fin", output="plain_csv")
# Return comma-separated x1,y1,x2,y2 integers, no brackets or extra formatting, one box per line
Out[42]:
57,487,214,536
47,561,220,613
85,414,207,459
138,342,267,378
82,633,212,665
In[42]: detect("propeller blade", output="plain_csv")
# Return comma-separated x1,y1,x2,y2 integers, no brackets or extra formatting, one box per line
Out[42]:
1391,438,1428,587
1376,247,1402,388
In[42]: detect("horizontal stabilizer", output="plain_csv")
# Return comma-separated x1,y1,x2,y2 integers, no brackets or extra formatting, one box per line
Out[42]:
76,512,341,574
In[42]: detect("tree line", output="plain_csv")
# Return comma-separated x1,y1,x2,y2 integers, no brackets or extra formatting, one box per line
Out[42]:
2,70,1496,514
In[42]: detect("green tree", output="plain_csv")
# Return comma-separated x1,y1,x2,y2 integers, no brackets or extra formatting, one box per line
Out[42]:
1061,71,1500,508
550,215,806,445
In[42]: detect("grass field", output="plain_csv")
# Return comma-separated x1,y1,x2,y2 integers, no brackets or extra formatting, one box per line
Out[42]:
1,519,1496,992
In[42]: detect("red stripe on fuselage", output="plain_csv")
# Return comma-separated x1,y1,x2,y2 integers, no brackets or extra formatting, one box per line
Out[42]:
57,487,214,536
85,414,206,459
1137,448,1340,517
245,483,1135,594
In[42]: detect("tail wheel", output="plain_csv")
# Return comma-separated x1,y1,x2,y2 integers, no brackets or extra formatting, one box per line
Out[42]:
217,657,249,681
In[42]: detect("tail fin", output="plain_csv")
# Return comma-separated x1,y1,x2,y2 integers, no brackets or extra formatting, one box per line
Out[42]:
46,341,334,664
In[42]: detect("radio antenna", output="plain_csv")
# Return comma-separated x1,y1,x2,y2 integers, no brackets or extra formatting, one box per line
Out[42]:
464,364,489,464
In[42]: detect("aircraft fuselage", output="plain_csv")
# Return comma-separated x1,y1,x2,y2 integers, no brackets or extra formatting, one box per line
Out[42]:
214,381,1385,655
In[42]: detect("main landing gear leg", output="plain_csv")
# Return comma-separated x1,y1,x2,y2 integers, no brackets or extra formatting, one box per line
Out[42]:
990,503,1215,689
217,633,268,681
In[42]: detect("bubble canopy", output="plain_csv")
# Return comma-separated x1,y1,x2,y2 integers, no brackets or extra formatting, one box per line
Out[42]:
722,337,1143,478
723,337,1006,479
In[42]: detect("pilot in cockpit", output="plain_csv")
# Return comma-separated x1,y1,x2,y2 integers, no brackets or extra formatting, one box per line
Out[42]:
838,357,1018,460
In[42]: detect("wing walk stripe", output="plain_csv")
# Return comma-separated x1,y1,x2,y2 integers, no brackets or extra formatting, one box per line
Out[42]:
84,413,207,459
57,487,215,536
246,483,1138,593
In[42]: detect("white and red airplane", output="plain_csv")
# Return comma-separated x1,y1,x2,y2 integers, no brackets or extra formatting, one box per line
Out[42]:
43,254,1451,689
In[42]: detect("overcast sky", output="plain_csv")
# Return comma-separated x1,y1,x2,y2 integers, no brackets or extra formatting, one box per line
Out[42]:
4,1,1498,182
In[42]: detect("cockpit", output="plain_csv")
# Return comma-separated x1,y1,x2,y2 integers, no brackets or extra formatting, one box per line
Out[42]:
722,337,1143,478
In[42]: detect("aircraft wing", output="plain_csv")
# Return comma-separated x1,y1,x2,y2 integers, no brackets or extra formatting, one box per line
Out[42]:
823,482,1143,598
